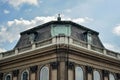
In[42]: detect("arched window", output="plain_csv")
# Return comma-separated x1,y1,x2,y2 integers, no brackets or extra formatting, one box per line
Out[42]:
75,66,84,80
5,74,11,80
109,73,115,80
93,70,101,80
21,70,29,80
40,66,49,80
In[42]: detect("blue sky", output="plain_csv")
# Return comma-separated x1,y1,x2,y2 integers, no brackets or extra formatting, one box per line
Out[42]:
0,0,120,53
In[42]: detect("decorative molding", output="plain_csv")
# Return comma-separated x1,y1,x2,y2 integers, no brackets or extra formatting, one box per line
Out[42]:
85,66,93,73
12,69,19,77
102,70,109,77
30,65,38,73
0,73,3,79
66,61,74,70
50,62,59,69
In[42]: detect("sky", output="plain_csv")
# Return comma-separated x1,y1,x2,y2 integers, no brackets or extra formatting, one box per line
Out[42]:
0,0,120,53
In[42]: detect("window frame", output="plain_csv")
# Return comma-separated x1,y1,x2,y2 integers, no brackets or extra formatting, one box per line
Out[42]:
39,66,49,80
75,66,84,80
5,74,12,80
21,69,29,80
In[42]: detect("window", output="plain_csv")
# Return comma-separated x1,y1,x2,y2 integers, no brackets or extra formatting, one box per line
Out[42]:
40,66,49,80
5,74,11,80
87,31,92,44
21,70,29,80
109,73,115,80
51,24,71,37
75,66,84,80
93,70,101,80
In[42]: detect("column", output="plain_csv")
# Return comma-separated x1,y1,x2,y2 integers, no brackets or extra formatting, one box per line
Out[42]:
102,70,109,80
67,62,74,80
12,70,19,80
30,65,38,80
86,66,93,80
51,62,59,80
0,73,3,80
59,61,66,80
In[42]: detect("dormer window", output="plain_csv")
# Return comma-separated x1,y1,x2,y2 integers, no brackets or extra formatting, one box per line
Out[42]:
87,31,92,44
51,24,71,37
28,32,38,44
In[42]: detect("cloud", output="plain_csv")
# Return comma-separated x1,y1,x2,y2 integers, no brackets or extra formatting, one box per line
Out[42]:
0,48,6,52
104,43,120,53
72,17,93,24
3,9,10,14
113,25,120,36
4,0,39,8
0,15,93,44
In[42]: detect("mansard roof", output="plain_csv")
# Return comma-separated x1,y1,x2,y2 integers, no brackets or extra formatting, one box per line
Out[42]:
21,21,99,35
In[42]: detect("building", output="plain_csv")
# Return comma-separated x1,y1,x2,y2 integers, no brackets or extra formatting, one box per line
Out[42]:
0,16,120,80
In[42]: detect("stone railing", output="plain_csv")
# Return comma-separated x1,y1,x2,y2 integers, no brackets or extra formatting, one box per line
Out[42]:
0,36,120,60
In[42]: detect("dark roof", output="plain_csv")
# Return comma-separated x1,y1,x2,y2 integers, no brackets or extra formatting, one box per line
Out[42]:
20,21,99,35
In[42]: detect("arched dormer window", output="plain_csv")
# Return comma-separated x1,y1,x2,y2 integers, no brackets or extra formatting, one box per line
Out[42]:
5,74,11,80
93,70,101,80
21,70,29,80
109,73,116,80
75,66,84,80
40,66,49,80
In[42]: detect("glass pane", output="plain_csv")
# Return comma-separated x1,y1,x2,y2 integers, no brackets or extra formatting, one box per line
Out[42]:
109,73,115,80
75,67,83,80
93,71,100,80
40,66,49,80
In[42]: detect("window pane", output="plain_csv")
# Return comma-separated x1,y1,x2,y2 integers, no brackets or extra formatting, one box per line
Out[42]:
93,70,100,80
109,73,115,80
23,72,28,80
75,67,83,80
40,66,49,80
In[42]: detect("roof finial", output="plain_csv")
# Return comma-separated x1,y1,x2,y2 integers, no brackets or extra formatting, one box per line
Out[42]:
57,14,61,21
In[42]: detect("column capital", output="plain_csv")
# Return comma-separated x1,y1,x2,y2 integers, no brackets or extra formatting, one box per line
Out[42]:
12,69,19,77
50,62,59,69
85,66,93,73
0,73,3,79
102,70,109,77
30,65,38,73
66,61,74,70
116,73,120,79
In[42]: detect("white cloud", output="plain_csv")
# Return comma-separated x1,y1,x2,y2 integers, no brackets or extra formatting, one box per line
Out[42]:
104,43,120,53
5,0,38,8
0,48,6,52
113,25,120,36
0,15,93,44
3,9,10,14
72,17,93,24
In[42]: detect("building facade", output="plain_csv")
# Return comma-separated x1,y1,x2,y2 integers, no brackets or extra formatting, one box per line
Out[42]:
0,17,120,80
